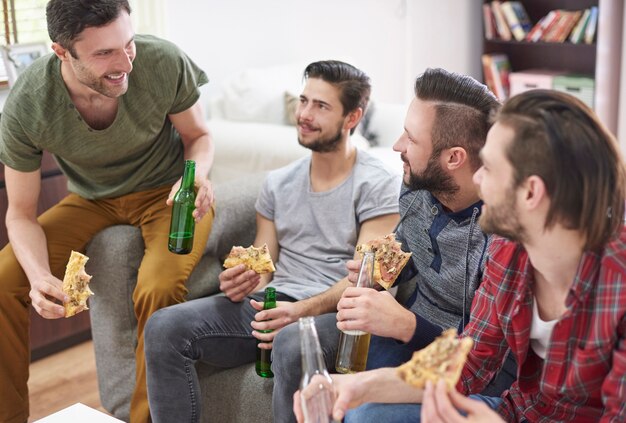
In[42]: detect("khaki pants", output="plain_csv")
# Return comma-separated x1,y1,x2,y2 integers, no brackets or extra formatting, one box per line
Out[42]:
0,185,214,423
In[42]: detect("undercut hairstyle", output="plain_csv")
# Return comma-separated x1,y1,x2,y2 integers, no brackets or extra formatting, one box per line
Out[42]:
303,60,371,134
46,0,131,57
414,68,500,170
497,89,626,251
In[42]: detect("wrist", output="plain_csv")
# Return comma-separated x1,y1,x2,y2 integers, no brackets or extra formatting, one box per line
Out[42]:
397,308,417,344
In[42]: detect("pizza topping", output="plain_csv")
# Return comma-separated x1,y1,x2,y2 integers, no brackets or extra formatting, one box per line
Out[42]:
62,251,94,318
356,233,412,289
397,328,473,390
223,243,276,274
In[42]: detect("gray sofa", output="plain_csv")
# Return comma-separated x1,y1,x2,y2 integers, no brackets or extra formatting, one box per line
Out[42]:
87,175,274,422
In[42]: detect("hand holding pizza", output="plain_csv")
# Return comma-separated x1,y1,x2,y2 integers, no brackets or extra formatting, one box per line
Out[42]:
421,379,504,423
219,265,261,302
29,274,67,319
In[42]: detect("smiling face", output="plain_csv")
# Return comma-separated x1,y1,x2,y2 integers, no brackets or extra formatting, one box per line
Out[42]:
295,77,354,153
473,121,526,241
55,10,136,98
393,98,457,196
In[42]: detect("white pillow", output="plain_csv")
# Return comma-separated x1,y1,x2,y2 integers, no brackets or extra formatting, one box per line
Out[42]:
221,63,305,124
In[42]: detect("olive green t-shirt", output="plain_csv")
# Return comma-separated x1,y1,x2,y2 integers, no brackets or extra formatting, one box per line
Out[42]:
0,34,208,199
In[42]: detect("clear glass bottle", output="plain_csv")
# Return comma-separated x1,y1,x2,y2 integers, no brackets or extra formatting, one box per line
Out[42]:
335,251,375,373
299,316,336,423
256,286,277,378
168,160,196,254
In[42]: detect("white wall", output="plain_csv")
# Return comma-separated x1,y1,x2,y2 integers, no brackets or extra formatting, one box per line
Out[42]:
163,0,482,104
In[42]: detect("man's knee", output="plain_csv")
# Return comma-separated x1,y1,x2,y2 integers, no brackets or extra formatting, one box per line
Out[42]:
144,306,192,360
273,322,301,370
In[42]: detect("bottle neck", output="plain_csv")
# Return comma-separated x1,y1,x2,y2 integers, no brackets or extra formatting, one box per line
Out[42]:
356,252,375,289
181,160,196,191
300,318,327,376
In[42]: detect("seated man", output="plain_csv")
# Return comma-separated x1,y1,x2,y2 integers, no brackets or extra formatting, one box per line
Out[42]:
298,89,626,423
0,1,214,422
271,68,513,423
143,60,401,422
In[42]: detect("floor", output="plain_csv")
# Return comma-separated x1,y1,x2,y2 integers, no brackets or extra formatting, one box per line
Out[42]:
27,340,108,421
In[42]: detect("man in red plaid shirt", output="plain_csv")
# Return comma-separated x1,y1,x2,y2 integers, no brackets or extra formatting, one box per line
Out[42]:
295,90,626,422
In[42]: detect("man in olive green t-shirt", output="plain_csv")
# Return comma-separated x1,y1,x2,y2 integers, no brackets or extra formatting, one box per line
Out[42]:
0,2,214,423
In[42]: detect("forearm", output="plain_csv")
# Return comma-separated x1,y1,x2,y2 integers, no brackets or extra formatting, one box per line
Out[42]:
298,278,350,316
183,133,214,178
344,367,423,405
6,216,51,283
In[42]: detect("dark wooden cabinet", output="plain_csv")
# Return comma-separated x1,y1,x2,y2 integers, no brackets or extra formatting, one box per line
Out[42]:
0,152,91,361
482,0,623,133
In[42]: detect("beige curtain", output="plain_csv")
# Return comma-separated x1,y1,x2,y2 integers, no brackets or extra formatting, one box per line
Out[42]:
130,0,166,37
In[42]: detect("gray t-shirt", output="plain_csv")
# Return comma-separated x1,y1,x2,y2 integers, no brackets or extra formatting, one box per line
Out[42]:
255,150,401,300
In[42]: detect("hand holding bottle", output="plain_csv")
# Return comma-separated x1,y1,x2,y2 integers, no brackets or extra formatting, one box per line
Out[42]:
166,166,214,222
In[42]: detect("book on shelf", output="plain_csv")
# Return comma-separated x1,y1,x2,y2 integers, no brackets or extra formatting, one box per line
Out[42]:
584,6,598,44
481,53,511,101
491,1,512,41
483,3,496,40
526,10,560,42
542,10,582,43
569,8,591,44
501,1,531,41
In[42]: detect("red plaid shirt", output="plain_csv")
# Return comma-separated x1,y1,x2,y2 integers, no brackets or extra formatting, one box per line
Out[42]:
458,229,626,422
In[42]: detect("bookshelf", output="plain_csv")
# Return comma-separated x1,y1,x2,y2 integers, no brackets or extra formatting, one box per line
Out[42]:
482,0,623,134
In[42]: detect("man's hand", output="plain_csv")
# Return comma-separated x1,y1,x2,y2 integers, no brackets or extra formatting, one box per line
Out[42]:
219,265,260,302
346,259,362,284
30,275,68,319
166,175,215,222
421,380,505,423
250,300,302,348
336,287,416,342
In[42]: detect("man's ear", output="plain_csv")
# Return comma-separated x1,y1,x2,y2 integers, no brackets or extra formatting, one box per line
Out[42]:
51,42,69,61
521,175,546,211
344,107,364,132
442,147,467,171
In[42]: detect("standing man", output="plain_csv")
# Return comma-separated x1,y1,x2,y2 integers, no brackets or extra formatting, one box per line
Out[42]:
0,1,214,422
300,90,626,423
144,60,400,423
271,68,511,423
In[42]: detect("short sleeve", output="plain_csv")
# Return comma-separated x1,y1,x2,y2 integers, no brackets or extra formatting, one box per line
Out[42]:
255,175,275,221
0,105,43,171
355,174,401,223
168,50,209,115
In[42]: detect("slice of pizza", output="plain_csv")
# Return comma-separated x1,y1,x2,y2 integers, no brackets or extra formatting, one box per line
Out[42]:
223,243,276,274
396,328,473,390
62,251,94,318
356,233,412,289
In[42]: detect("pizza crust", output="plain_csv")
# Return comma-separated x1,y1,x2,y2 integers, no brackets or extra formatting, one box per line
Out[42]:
397,328,473,390
356,233,412,289
62,251,94,318
223,243,276,274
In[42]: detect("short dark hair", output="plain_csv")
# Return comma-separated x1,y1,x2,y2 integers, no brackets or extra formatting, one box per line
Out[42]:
414,68,500,170
303,60,371,135
498,89,626,250
46,0,131,56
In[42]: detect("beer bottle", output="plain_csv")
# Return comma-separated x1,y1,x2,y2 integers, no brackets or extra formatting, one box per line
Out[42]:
256,286,277,378
168,160,196,254
299,316,337,423
335,251,375,373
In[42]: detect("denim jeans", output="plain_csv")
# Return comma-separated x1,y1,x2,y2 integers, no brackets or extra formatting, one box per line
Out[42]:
144,291,294,423
344,395,504,422
272,312,340,423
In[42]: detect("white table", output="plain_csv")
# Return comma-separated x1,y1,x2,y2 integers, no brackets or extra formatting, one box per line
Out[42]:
34,403,122,422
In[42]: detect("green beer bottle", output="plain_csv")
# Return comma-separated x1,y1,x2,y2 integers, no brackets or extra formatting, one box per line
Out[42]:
256,286,277,378
168,160,196,254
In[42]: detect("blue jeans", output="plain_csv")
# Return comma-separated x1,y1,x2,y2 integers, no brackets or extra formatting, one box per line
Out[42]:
344,395,503,423
144,291,294,423
272,313,340,423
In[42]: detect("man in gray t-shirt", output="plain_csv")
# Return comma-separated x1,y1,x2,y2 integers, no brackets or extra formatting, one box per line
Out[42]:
143,60,400,422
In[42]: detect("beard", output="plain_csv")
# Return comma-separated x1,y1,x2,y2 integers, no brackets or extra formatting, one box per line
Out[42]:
298,122,343,153
70,58,129,98
405,152,459,200
478,187,527,242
